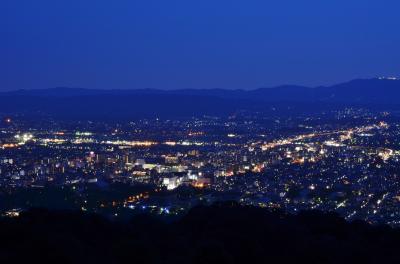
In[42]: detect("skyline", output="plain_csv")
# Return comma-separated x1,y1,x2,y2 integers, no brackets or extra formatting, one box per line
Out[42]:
0,76,399,92
2,0,400,91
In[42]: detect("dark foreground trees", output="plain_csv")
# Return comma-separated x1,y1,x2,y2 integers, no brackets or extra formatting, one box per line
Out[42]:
1,203,399,263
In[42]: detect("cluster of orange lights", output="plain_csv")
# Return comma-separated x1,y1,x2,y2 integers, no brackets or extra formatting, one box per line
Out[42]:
192,182,209,189
124,192,149,204
252,165,264,173
225,171,234,177
292,158,305,164
99,192,150,208
1,143,18,149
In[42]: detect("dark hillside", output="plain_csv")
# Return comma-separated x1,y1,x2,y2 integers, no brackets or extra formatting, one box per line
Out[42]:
1,203,400,263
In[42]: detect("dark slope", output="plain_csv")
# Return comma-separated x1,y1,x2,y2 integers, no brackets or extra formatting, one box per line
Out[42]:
2,203,400,263
319,79,400,103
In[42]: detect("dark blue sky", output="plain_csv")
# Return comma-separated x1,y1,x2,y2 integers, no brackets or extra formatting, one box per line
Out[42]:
2,0,400,90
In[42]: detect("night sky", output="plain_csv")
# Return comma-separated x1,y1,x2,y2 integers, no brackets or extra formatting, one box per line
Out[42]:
2,0,400,90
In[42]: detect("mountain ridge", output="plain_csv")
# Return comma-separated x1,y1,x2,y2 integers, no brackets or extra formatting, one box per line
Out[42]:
3,78,397,91
1,78,399,119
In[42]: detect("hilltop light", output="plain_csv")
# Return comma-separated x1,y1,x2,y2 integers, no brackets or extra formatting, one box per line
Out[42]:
378,76,399,80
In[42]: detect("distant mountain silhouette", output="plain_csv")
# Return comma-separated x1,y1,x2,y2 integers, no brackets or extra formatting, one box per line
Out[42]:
1,78,399,119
